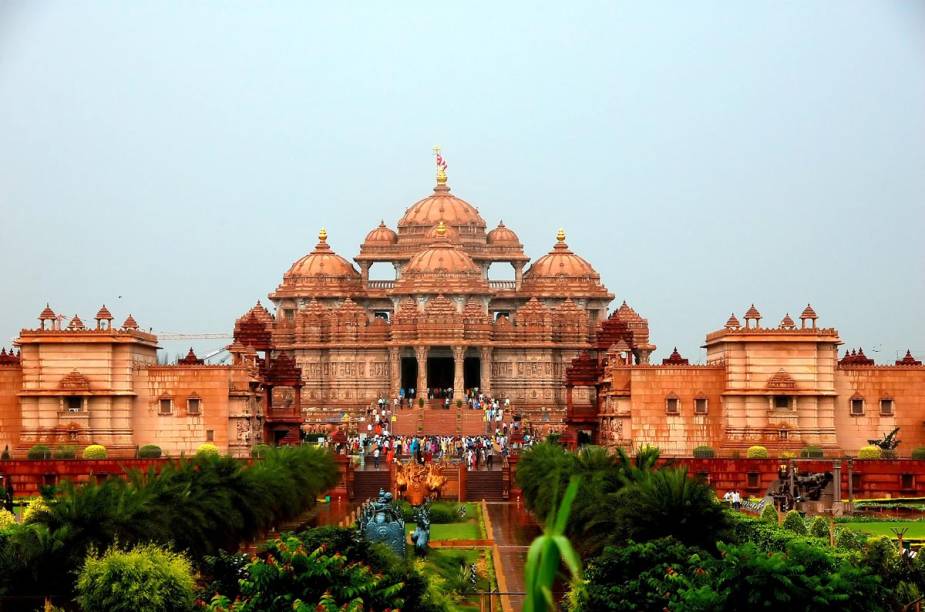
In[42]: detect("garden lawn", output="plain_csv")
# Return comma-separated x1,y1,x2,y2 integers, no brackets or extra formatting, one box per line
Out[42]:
840,520,925,538
406,520,482,540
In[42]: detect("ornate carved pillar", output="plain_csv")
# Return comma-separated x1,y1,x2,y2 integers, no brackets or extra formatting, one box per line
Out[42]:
514,263,524,291
453,345,466,398
480,346,493,395
388,347,400,398
415,345,428,400
359,262,370,285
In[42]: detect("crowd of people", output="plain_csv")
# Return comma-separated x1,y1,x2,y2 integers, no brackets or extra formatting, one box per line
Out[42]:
332,431,537,470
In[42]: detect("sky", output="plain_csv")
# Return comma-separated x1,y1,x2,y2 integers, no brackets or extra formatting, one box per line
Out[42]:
0,1,923,364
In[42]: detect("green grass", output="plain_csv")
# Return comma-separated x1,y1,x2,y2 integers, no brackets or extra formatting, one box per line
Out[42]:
840,520,925,538
406,520,482,540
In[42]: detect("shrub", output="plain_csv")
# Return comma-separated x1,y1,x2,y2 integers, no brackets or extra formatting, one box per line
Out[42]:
800,445,824,459
196,443,219,457
808,516,830,539
858,445,882,460
782,510,807,535
0,508,16,530
912,447,925,460
22,497,50,524
1,445,10,460
881,449,897,459
779,450,797,460
746,445,769,459
692,445,715,458
53,445,77,459
76,544,195,612
82,444,107,459
250,443,271,458
835,527,867,551
27,444,51,460
138,444,162,459
759,503,779,525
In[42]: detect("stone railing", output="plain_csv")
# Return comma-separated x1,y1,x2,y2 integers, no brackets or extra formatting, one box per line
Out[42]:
366,280,395,289
488,280,516,290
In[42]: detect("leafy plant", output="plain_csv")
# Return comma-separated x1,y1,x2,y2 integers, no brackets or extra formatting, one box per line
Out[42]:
22,497,50,524
250,444,271,458
27,444,51,460
809,516,830,539
858,445,882,460
800,445,824,459
779,450,797,459
0,508,15,530
196,443,220,457
53,445,77,459
746,445,768,459
692,445,715,458
524,477,582,612
782,510,807,535
76,543,195,612
82,444,108,459
759,503,779,525
138,444,162,459
614,467,729,551
911,447,925,460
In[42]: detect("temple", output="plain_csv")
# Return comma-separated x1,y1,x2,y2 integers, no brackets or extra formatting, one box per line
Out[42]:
0,152,922,457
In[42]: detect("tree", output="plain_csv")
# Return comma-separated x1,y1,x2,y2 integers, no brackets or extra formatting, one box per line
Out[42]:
76,544,195,612
613,467,729,551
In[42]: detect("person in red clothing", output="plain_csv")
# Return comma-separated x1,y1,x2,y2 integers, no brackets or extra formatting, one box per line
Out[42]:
387,448,395,465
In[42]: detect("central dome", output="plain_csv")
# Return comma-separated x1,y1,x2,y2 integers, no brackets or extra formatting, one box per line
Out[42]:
404,223,478,274
398,184,487,230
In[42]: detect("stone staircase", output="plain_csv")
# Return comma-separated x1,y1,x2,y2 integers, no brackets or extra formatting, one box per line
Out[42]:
353,469,391,501
465,469,506,501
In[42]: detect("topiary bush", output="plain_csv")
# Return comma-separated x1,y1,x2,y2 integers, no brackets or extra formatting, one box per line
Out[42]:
746,445,769,459
693,445,715,458
809,515,830,539
27,444,51,460
53,445,77,459
779,450,797,460
759,503,779,525
911,447,925,460
250,443,271,458
800,445,824,459
76,544,196,612
22,497,50,524
196,443,219,457
138,444,162,459
835,527,867,551
781,510,807,535
858,445,882,460
0,508,16,530
82,444,107,459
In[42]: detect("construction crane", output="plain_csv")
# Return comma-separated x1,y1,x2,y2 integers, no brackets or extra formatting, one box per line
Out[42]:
156,333,233,341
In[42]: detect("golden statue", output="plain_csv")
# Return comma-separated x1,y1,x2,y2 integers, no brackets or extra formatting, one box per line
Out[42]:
395,460,448,505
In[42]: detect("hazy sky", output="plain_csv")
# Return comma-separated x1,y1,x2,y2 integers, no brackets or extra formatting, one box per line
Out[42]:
1,2,923,363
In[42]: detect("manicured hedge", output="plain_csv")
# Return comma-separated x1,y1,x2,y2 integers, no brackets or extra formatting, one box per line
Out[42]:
858,445,882,460
53,445,77,459
800,445,824,459
196,443,219,457
138,444,162,459
27,444,51,460
693,445,715,458
82,444,107,459
746,445,769,459
912,447,925,460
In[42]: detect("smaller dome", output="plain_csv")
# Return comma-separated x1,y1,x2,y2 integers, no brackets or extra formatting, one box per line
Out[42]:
364,221,398,245
95,305,113,320
286,228,360,279
525,229,598,278
486,221,520,245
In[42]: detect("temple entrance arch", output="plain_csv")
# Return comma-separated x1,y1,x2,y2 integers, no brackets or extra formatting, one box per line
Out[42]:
400,356,418,393
464,356,480,392
426,346,454,392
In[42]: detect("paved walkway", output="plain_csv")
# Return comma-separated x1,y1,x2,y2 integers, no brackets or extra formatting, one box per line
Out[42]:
486,502,541,611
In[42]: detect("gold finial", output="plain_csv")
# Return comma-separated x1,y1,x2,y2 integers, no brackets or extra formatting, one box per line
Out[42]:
435,220,447,237
556,228,566,242
433,145,448,184
318,227,328,242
